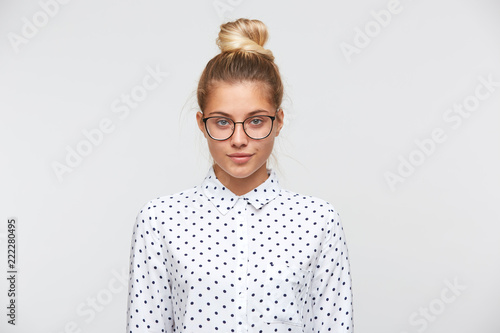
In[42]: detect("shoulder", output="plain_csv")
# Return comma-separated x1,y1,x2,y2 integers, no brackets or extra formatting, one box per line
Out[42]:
133,186,201,235
136,185,201,218
276,188,343,230
278,188,340,216
276,188,345,243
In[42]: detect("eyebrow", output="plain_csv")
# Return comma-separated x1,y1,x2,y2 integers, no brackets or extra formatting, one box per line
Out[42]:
206,109,272,117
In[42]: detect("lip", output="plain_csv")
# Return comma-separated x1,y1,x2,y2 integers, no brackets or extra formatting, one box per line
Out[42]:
227,153,253,164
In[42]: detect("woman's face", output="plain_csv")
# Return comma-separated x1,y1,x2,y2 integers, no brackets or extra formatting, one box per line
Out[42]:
196,81,284,194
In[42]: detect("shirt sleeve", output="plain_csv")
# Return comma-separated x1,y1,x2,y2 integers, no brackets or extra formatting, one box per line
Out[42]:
306,205,354,332
126,200,174,333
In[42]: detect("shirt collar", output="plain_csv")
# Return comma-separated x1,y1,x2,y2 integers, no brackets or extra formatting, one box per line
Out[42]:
200,166,281,215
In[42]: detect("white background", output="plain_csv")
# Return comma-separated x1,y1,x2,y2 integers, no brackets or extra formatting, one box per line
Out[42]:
1,0,499,332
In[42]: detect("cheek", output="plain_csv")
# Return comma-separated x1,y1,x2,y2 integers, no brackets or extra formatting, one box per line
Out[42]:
206,140,224,156
260,137,275,153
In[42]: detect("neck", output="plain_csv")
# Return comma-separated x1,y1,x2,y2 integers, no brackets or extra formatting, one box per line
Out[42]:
213,164,269,196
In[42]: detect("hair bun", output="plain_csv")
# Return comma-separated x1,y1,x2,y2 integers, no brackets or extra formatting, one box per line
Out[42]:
216,18,275,61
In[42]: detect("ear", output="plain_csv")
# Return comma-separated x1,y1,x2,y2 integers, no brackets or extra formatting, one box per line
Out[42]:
274,108,284,137
196,111,207,137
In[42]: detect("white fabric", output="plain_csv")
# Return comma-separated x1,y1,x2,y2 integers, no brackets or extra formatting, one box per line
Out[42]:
127,166,354,332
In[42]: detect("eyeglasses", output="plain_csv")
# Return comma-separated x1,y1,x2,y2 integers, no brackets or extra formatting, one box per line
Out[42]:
202,114,276,141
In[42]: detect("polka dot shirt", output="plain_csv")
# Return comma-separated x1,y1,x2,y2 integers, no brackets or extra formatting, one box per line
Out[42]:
127,166,353,332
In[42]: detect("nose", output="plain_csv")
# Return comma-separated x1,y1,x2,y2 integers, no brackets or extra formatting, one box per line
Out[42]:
230,122,248,147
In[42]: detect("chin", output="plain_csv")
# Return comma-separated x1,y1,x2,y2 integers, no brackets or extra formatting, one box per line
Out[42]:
222,165,257,179
216,160,266,180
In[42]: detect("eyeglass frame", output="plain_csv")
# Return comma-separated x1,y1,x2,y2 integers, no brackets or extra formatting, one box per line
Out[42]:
201,110,279,141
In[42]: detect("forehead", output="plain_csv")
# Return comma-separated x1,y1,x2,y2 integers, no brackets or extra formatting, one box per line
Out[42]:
204,81,274,117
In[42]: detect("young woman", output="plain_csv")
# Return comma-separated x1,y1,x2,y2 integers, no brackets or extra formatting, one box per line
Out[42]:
127,18,353,333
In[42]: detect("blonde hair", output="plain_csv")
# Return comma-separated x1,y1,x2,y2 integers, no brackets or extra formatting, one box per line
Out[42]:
197,18,283,111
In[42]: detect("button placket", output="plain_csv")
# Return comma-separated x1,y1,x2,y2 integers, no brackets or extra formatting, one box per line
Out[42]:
235,199,249,332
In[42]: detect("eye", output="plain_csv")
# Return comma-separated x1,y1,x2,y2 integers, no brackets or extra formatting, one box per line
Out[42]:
216,118,231,126
247,116,266,127
250,118,263,125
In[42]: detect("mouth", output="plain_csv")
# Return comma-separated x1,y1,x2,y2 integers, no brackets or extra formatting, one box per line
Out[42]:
227,153,253,164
